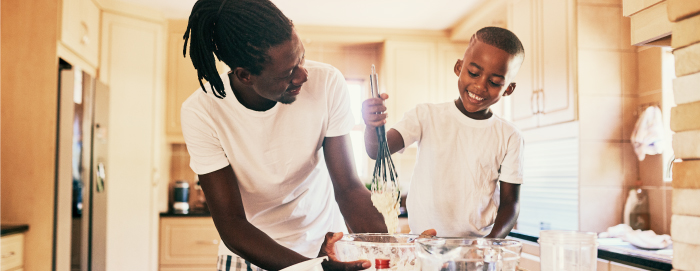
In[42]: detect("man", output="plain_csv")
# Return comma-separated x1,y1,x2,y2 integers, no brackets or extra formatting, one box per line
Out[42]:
180,0,386,270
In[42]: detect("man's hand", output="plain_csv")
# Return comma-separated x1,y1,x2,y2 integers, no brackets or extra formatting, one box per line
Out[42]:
361,93,389,128
319,232,371,271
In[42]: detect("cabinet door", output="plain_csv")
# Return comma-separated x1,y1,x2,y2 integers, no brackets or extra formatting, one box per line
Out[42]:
382,41,437,126
61,0,100,67
166,22,201,141
508,0,539,130
436,42,468,104
100,13,165,271
538,0,576,126
160,217,220,267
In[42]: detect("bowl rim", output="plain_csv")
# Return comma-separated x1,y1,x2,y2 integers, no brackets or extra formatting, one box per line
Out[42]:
415,237,522,248
335,233,422,246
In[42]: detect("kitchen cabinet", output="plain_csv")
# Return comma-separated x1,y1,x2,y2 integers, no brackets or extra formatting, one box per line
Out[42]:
165,20,227,142
60,0,101,67
160,217,220,270
507,0,577,130
1,233,25,271
99,12,166,271
381,40,468,126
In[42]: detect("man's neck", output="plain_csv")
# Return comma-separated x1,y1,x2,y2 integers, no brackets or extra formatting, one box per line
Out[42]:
228,73,277,112
454,98,492,120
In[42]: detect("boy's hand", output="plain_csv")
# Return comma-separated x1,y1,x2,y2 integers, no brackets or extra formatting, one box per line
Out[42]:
361,93,389,128
319,232,371,271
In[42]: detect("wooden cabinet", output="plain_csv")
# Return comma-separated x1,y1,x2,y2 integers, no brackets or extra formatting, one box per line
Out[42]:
160,217,220,270
99,12,166,271
165,20,227,142
60,0,101,67
507,0,577,130
1,233,25,271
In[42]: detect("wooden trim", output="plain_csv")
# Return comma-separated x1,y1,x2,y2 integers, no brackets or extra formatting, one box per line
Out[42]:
622,0,664,17
629,1,672,46
57,42,98,76
667,0,700,22
671,14,700,49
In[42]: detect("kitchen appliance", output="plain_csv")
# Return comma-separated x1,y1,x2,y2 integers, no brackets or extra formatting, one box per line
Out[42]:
55,59,109,271
415,238,522,271
173,181,190,214
334,233,420,270
538,230,598,271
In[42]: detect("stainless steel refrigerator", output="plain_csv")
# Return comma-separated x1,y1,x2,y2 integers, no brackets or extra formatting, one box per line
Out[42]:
55,60,109,271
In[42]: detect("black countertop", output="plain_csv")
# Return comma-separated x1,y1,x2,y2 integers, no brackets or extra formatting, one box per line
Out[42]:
508,231,673,271
160,211,212,217
1,224,29,236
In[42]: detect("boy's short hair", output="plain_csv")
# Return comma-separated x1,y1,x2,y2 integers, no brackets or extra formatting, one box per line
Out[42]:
474,27,525,58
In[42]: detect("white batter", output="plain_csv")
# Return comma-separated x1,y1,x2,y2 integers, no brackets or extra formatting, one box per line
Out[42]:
371,190,400,234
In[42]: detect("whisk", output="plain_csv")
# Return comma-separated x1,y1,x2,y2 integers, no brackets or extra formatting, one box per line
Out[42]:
369,65,400,201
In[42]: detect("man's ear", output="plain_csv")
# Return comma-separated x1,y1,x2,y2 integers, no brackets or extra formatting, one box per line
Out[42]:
233,67,254,86
454,59,463,76
503,82,516,96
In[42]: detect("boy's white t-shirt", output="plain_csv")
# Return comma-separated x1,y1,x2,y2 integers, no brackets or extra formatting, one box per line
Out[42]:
392,102,524,237
180,60,354,258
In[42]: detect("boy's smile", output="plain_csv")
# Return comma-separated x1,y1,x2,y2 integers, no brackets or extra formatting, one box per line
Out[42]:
454,38,522,119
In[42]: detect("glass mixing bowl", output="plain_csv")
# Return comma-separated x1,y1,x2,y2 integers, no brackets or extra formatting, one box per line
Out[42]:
415,238,522,271
334,233,421,271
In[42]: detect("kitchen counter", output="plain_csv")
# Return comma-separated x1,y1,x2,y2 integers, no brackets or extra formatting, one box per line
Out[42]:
160,210,212,217
509,231,673,271
1,224,29,236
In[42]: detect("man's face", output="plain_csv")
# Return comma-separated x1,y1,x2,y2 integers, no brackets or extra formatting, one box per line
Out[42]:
250,29,307,104
454,39,521,113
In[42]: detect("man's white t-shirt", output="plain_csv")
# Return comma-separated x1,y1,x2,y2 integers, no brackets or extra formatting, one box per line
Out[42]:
392,102,524,237
180,60,354,258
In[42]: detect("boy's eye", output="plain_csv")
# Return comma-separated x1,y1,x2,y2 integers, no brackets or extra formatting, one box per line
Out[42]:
468,71,478,77
490,81,503,87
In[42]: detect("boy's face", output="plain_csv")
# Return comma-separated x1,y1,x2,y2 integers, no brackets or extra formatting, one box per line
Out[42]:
454,39,522,113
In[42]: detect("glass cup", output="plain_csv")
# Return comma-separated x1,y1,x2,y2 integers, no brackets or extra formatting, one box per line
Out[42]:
415,238,522,271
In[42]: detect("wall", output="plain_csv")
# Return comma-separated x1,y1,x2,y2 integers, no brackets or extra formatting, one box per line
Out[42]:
576,0,640,233
666,0,700,269
0,0,60,270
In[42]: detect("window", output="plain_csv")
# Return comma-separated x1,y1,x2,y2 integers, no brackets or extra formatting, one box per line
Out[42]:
346,79,369,181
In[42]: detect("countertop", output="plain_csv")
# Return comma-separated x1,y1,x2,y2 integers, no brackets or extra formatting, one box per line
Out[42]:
160,210,212,217
1,224,29,236
509,231,673,271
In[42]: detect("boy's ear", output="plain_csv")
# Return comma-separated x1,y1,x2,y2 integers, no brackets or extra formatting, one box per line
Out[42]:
503,82,516,96
233,67,254,86
454,59,463,76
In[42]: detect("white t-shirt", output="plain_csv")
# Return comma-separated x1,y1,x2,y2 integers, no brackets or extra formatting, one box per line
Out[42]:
180,60,354,258
392,102,524,237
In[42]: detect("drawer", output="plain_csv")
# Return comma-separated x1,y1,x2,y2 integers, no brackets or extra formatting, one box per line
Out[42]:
160,217,220,266
160,266,214,271
1,233,24,271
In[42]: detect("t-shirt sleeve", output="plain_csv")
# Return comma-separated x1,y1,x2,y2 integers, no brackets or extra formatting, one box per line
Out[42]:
181,105,230,175
391,106,422,152
325,68,355,137
499,130,525,184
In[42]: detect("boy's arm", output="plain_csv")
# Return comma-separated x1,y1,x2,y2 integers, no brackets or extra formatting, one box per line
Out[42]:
362,93,406,159
485,181,521,238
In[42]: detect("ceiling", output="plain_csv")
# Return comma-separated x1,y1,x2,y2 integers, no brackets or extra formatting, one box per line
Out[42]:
117,0,485,30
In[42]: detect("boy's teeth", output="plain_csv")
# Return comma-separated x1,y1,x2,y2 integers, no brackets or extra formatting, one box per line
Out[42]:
469,91,484,101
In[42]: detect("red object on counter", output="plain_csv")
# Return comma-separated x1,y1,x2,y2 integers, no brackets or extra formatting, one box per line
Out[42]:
375,258,390,270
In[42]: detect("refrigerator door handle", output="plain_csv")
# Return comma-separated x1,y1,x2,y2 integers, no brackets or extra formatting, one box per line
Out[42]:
96,162,106,193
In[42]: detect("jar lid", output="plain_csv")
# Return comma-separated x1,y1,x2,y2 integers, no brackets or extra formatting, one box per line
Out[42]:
375,258,390,269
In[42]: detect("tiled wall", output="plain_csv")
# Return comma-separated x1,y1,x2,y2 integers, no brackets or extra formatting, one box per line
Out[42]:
667,0,700,269
577,0,640,233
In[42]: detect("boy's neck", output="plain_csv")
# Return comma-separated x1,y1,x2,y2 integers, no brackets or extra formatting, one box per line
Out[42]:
454,98,493,120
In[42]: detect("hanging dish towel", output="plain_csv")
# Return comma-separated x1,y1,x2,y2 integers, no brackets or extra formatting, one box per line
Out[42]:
631,106,664,161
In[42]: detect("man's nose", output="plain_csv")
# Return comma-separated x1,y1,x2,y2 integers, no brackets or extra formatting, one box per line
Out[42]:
292,66,308,85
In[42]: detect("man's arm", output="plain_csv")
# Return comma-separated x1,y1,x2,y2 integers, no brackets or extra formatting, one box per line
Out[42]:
323,134,388,233
485,181,521,238
198,165,310,270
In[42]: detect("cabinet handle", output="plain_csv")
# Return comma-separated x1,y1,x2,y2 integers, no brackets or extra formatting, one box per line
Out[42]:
1,251,15,258
195,240,219,245
538,89,545,114
80,21,90,45
531,90,538,114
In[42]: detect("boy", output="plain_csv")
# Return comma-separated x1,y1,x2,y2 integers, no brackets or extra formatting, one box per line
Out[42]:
362,27,525,238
